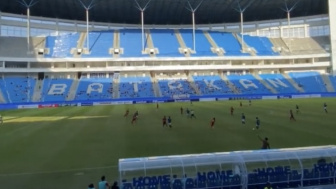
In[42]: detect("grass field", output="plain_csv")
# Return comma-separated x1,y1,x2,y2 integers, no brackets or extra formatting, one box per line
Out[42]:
0,98,336,189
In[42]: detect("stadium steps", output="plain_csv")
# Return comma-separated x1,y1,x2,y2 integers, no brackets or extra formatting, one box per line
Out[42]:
113,75,120,98
203,31,224,56
174,30,190,57
113,30,120,58
269,38,290,55
234,34,256,56
187,75,201,95
0,88,7,103
145,29,156,58
219,72,240,94
253,74,278,94
283,37,327,55
66,79,79,101
150,73,161,97
321,74,335,92
73,33,86,58
32,79,43,102
282,73,305,93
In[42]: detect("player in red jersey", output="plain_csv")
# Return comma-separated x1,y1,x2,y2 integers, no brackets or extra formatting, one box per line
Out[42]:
230,106,234,116
162,116,167,127
131,111,139,124
210,117,216,128
124,109,129,117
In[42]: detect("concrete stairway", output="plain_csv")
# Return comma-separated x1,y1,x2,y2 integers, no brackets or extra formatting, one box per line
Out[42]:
282,73,305,93
234,33,256,56
203,31,224,56
174,29,190,57
145,29,156,58
113,30,120,58
150,73,161,97
219,72,240,94
66,79,80,101
321,74,335,92
32,79,43,102
0,89,7,103
73,33,86,58
113,75,120,99
253,74,277,94
187,75,201,95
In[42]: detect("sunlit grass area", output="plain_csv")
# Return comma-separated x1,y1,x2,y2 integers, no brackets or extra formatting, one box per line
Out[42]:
0,98,335,189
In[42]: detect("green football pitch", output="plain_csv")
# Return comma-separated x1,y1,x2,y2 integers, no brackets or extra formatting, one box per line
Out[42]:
0,98,335,189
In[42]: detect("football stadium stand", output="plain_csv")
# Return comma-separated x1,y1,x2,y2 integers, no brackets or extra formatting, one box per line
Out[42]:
242,35,279,56
0,77,35,103
45,33,80,58
193,75,235,95
259,74,299,94
41,78,73,102
208,31,250,56
74,78,113,100
226,74,273,94
158,78,197,98
150,29,183,57
288,72,328,93
179,29,214,56
119,29,147,57
82,31,114,57
119,77,155,98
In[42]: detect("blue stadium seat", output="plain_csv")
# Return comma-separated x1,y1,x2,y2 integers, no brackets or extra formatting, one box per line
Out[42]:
288,72,328,93
119,77,154,98
179,29,215,57
150,29,183,57
193,75,234,95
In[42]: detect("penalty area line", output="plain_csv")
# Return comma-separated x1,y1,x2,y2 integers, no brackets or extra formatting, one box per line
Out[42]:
0,165,118,177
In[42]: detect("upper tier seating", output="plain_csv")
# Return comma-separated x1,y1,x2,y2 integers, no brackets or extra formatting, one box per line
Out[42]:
259,74,298,94
150,29,183,57
0,77,36,103
120,29,148,57
158,79,197,97
208,31,250,56
82,31,113,57
75,78,113,100
41,78,73,102
45,33,80,58
288,72,328,93
227,74,272,94
119,77,155,98
242,35,278,56
179,29,215,56
193,75,234,95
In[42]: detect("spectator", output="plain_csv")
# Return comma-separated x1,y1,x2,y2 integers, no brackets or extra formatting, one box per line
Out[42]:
88,183,95,189
111,181,119,189
264,182,272,189
98,176,109,189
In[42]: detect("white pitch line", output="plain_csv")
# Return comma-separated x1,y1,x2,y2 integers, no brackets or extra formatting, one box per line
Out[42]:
0,165,118,177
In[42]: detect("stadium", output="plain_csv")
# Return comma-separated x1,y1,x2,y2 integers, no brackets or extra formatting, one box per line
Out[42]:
0,0,336,188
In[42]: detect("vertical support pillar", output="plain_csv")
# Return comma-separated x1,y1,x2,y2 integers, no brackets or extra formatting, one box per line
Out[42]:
329,0,336,74
192,11,196,52
287,12,291,52
240,12,244,52
27,8,30,51
86,9,89,51
141,10,144,52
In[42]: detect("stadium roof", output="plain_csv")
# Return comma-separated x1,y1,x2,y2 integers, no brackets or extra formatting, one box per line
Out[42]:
0,0,328,25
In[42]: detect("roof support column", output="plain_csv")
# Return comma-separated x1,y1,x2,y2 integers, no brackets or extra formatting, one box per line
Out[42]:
18,0,38,53
134,0,152,52
186,0,204,52
233,0,254,53
328,0,336,74
78,0,96,53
